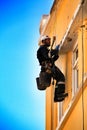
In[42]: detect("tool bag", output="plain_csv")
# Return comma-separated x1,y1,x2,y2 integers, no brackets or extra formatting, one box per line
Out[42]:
36,71,51,90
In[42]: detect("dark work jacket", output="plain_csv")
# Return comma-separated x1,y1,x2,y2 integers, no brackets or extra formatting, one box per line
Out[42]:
37,45,59,65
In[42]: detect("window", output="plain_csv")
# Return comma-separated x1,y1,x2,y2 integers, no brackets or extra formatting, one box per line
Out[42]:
58,102,63,123
72,42,79,97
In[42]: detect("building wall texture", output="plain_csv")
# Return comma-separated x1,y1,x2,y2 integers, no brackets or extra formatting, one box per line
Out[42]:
39,0,87,130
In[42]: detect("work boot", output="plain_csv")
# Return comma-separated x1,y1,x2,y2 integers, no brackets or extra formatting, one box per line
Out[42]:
54,93,68,102
55,84,65,94
54,82,68,102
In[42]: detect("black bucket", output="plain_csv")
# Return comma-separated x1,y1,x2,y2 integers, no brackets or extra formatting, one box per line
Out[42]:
36,77,47,90
36,72,51,90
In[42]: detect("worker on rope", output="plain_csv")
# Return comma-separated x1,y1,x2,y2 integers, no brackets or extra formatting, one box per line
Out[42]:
36,35,68,102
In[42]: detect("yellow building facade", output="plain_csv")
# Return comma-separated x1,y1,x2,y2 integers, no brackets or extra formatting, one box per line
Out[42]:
39,0,87,130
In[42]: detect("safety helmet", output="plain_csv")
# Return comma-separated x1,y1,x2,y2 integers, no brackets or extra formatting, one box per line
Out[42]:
38,35,50,45
41,35,50,41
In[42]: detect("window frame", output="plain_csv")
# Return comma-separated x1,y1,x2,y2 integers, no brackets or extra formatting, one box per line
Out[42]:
58,102,63,123
72,41,79,97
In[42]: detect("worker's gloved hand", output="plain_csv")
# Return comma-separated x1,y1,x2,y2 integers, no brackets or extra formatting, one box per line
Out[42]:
55,44,60,51
50,49,58,56
50,44,60,56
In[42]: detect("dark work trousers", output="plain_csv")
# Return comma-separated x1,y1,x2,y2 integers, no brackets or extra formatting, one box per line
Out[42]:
51,65,65,83
51,65,66,102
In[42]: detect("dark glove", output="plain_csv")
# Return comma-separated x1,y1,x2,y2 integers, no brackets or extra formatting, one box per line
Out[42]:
55,44,60,51
50,49,58,56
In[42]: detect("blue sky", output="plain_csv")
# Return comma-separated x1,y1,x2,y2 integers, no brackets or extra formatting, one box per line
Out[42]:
0,0,53,130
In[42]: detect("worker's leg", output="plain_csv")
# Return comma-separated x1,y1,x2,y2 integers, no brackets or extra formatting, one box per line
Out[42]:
52,65,68,102
52,65,65,82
